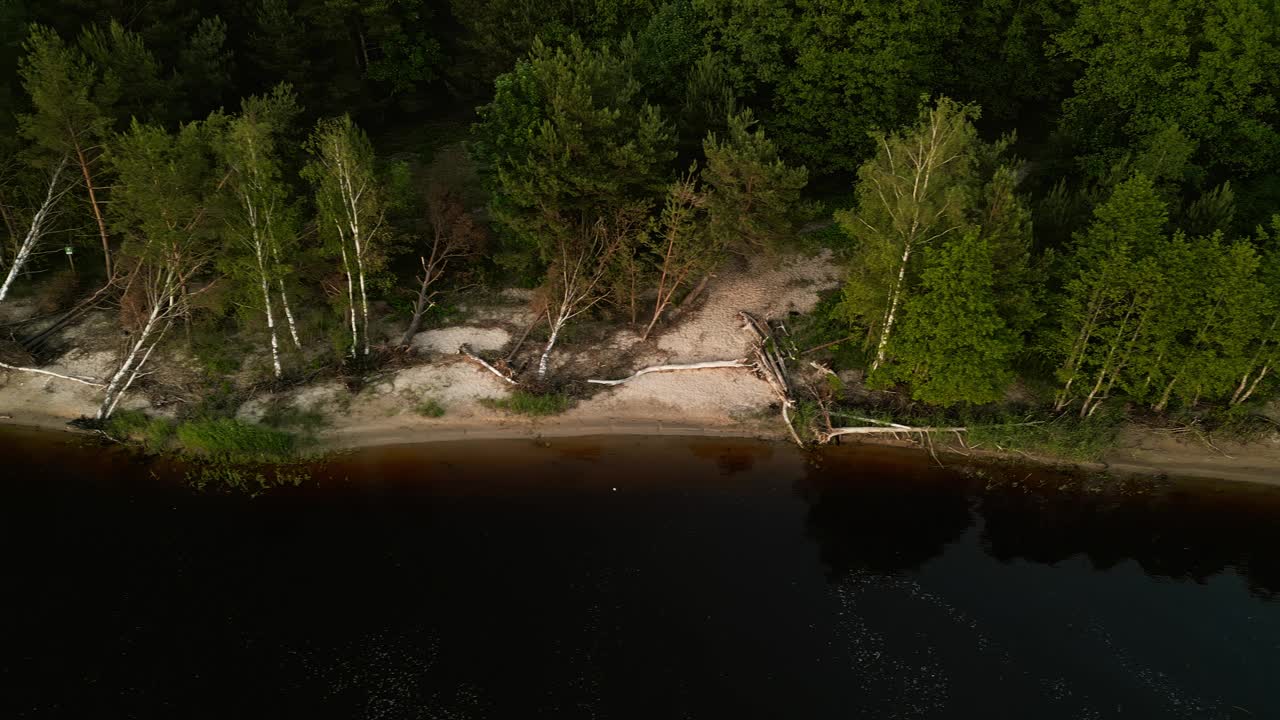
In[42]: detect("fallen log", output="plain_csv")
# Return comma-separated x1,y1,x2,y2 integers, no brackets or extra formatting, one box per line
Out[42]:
458,344,518,385
587,359,751,386
820,426,967,442
0,360,105,387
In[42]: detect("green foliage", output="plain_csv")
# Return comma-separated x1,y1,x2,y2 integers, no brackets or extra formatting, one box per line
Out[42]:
894,230,1018,406
1054,0,1280,178
473,36,675,269
696,0,963,172
967,408,1125,462
175,417,297,461
103,409,175,453
701,108,807,252
414,397,446,417
480,390,571,416
836,98,981,366
18,24,108,160
77,20,172,127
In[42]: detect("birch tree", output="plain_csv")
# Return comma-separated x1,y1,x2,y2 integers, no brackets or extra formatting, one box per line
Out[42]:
18,25,114,277
216,85,303,377
0,155,71,303
537,211,635,379
97,119,219,419
836,98,979,374
642,170,715,340
1231,220,1280,406
1142,234,1264,411
1051,174,1167,415
303,114,386,359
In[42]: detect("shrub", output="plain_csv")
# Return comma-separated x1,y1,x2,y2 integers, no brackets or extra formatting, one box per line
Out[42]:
480,390,571,416
967,408,1124,463
414,397,446,417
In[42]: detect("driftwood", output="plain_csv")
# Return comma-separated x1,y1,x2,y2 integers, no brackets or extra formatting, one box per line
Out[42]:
0,360,105,387
458,344,518,385
587,359,751,386
740,311,803,446
819,425,967,443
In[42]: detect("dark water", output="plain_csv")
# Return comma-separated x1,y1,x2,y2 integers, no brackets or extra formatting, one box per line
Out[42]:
2,428,1279,719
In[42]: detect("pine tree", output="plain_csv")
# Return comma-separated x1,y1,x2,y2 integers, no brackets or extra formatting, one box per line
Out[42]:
98,119,220,418
18,25,113,276
701,108,807,253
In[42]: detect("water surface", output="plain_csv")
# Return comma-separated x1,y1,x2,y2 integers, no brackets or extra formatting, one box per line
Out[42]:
2,428,1278,719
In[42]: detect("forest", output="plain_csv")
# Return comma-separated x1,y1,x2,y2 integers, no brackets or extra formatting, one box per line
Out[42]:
1,0,1279,452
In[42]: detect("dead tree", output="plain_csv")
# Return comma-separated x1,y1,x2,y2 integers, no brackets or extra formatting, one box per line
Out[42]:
400,184,484,347
537,215,634,379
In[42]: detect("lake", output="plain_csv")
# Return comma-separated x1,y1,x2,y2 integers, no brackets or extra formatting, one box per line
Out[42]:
1,427,1277,719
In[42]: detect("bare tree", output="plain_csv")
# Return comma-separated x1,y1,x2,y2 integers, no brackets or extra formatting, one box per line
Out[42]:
399,184,484,347
537,214,634,379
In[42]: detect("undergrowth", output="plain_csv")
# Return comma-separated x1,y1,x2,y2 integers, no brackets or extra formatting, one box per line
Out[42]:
481,390,571,416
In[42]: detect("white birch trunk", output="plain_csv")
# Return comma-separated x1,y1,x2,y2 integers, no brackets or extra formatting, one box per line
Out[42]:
97,292,168,420
872,242,912,372
256,246,282,378
1237,364,1270,405
277,279,302,349
339,241,358,359
538,322,562,380
0,158,67,304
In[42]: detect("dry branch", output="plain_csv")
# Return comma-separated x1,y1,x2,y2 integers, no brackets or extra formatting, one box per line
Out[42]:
459,344,518,385
0,360,105,387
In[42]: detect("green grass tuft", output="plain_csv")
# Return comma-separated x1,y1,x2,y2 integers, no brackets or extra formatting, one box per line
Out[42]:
967,409,1124,463
174,418,297,461
480,390,571,416
414,397,447,417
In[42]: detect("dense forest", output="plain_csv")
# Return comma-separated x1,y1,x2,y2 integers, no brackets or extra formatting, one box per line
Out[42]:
2,0,1279,442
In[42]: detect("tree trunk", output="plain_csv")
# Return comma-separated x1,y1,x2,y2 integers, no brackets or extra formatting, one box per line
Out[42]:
872,241,912,372
1237,364,1270,406
339,243,358,359
277,279,301,349
97,296,167,419
257,248,282,378
72,139,111,278
537,322,561,379
0,158,67,303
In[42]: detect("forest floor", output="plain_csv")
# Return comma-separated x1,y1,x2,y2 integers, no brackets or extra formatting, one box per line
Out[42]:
3,249,1280,486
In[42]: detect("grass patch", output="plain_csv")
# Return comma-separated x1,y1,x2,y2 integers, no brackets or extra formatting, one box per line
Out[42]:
260,399,329,434
414,397,447,417
174,418,297,462
480,390,571,416
186,462,307,496
102,409,176,453
967,409,1124,463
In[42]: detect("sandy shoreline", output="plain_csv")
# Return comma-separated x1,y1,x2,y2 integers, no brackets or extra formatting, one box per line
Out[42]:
5,249,1280,489
6,407,1280,489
